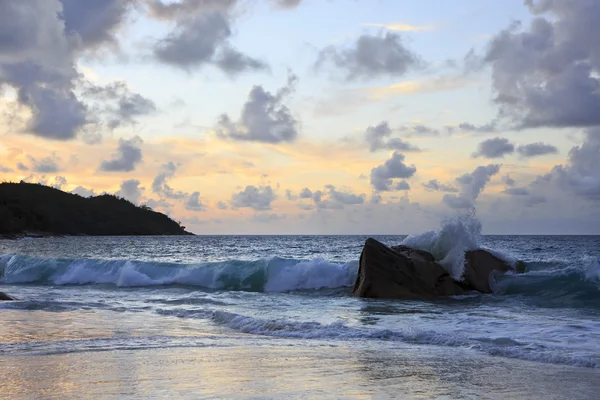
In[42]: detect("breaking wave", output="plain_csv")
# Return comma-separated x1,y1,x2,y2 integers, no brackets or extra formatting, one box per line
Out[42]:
0,254,357,292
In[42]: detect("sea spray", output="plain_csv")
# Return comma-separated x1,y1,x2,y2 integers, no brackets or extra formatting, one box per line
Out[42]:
401,210,482,279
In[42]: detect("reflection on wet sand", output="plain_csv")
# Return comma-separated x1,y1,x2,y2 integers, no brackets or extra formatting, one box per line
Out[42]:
2,344,599,399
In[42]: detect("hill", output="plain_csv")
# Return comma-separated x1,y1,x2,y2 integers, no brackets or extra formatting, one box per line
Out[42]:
0,182,192,237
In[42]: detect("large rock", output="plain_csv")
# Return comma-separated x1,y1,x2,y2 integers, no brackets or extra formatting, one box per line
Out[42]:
352,238,465,300
0,292,16,301
463,250,513,293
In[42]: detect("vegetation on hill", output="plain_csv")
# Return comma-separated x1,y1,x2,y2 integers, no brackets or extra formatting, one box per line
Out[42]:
0,182,192,236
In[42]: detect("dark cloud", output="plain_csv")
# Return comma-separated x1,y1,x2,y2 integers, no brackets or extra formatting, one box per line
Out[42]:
365,121,421,152
152,162,186,199
83,81,156,129
299,188,313,199
214,46,269,76
0,1,86,140
152,4,267,75
550,128,600,201
99,136,143,172
115,179,144,204
217,200,228,210
230,185,276,211
316,32,421,80
16,162,29,171
443,164,500,209
184,191,207,211
216,74,299,143
370,152,417,191
422,179,458,193
516,142,559,157
59,0,134,50
472,137,514,159
0,165,14,173
394,180,410,191
285,189,297,201
0,1,136,140
483,1,600,129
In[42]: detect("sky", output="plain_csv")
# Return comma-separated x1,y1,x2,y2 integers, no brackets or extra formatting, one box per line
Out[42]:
1,0,599,235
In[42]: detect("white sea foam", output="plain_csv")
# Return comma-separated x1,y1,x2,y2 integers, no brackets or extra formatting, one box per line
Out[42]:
401,210,482,279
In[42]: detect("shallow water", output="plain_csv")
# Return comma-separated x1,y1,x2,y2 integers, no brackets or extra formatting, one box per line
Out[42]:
1,233,600,398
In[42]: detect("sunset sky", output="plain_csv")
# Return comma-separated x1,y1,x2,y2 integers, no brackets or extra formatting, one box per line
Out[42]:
1,0,599,234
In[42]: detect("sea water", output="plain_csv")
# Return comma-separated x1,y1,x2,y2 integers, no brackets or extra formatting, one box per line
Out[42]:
1,218,600,399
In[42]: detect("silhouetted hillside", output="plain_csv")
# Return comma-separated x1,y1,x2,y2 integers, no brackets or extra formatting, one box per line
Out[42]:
0,182,192,236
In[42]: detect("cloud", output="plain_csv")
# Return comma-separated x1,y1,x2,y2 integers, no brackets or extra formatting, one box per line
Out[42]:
17,162,29,171
83,81,156,129
231,185,276,211
458,121,497,133
115,179,144,204
217,201,228,210
503,187,530,196
472,137,515,159
216,74,299,143
395,180,410,190
363,23,434,32
0,1,87,140
443,164,501,209
146,0,234,20
271,0,303,8
516,142,559,158
152,5,267,75
184,191,207,211
299,187,313,199
152,161,186,199
29,155,61,173
316,32,421,80
365,121,421,152
252,212,286,223
550,128,600,201
398,124,440,137
51,175,67,190
422,179,458,193
99,136,143,172
71,185,96,197
370,151,417,191
0,165,14,173
502,174,516,187
482,2,600,129
59,0,134,50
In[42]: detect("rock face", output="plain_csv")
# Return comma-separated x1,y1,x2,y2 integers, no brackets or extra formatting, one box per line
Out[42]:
352,238,465,300
0,292,16,301
352,238,520,300
463,250,513,293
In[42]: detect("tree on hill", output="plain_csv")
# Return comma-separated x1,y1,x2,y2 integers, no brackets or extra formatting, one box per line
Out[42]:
0,182,192,236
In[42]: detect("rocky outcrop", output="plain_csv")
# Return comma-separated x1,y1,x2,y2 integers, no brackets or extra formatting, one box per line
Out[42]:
353,238,520,300
0,292,16,301
463,250,513,293
352,238,465,300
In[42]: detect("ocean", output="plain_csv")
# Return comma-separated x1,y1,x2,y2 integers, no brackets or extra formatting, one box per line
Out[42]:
1,219,600,399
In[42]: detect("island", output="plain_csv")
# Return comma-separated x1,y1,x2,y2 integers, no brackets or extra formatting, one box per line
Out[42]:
0,182,193,238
